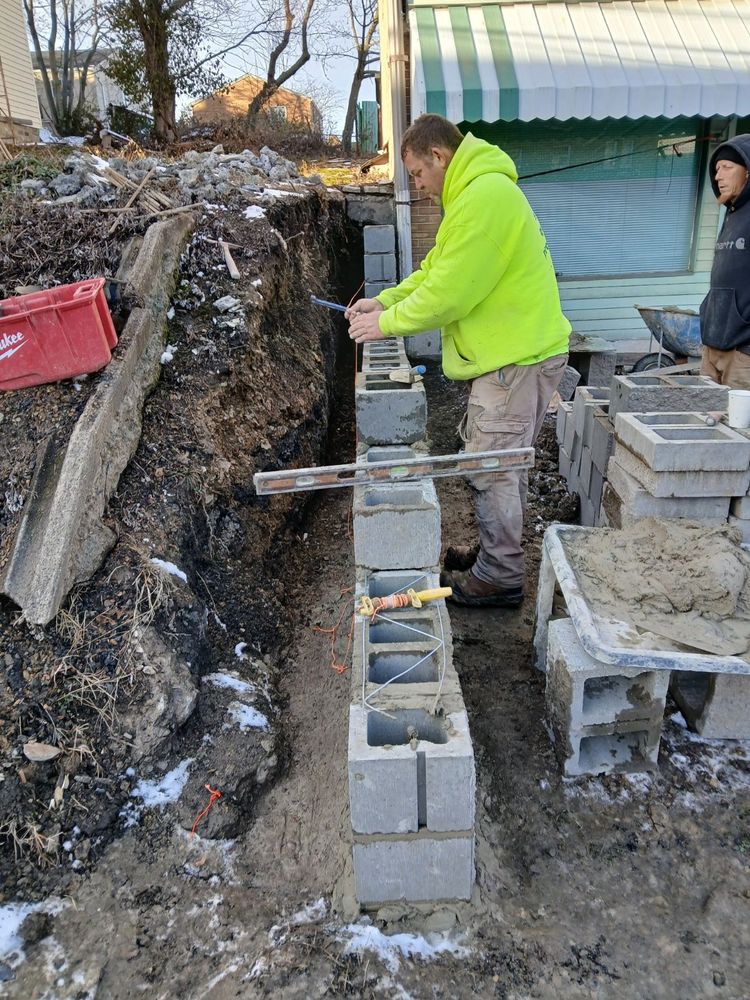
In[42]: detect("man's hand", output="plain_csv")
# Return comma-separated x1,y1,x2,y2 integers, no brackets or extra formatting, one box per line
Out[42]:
348,308,386,344
345,297,383,319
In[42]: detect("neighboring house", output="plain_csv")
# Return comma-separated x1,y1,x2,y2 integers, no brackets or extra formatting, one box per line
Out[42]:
379,0,750,348
0,0,42,142
191,75,322,129
31,49,137,128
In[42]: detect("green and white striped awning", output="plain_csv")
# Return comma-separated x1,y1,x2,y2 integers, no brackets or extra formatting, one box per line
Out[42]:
408,0,750,122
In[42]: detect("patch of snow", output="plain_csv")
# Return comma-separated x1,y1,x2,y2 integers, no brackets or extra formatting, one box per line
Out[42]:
201,959,242,993
204,672,256,696
0,899,67,968
251,278,262,288
338,925,469,974
122,759,194,826
290,897,327,926
167,306,175,320
227,701,268,732
160,344,177,364
39,128,85,145
243,205,266,219
150,558,188,583
262,188,305,199
235,642,248,660
88,154,110,170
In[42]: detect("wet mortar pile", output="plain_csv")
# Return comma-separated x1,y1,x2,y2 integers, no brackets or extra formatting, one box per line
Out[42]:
0,185,749,997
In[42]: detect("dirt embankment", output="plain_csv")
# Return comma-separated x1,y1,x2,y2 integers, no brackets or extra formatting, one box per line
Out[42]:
0,189,360,899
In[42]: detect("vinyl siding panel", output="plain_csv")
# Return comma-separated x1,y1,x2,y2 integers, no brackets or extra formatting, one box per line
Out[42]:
0,0,42,128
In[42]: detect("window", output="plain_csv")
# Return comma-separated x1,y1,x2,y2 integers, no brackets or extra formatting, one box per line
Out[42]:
267,105,288,124
466,118,702,279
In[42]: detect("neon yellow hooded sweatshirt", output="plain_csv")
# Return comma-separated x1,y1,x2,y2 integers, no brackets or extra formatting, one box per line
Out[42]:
376,134,571,380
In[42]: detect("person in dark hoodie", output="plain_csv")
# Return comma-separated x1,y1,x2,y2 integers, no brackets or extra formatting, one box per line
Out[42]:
700,135,750,388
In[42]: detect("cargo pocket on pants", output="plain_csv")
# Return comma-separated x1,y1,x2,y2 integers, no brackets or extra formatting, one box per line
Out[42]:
467,415,530,490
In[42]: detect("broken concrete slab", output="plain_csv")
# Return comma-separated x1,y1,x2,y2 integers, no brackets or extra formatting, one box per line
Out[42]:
1,214,196,624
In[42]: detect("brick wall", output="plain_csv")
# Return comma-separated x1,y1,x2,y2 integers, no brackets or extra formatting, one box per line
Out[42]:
409,176,441,265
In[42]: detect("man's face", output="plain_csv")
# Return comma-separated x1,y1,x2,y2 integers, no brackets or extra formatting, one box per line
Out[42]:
404,147,451,205
715,158,748,205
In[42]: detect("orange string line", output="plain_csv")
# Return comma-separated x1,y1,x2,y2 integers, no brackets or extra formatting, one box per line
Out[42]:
191,783,222,836
312,587,354,673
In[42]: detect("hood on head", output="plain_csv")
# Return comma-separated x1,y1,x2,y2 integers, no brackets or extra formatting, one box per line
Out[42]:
442,133,518,207
710,134,750,209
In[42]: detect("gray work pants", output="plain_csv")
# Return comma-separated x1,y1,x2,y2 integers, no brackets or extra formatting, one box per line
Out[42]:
459,353,568,589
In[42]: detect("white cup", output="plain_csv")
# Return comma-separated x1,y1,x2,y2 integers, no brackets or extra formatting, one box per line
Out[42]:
728,389,750,429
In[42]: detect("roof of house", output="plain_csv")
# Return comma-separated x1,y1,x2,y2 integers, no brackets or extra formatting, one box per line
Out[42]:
408,0,750,122
190,73,317,110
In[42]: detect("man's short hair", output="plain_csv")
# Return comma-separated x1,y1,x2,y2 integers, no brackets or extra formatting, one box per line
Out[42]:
401,114,463,160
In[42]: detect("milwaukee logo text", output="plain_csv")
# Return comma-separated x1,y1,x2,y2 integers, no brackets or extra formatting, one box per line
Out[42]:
0,331,28,362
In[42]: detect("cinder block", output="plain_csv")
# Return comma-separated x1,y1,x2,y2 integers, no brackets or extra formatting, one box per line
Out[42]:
352,832,474,904
355,372,427,445
610,445,750,498
364,225,396,254
579,447,593,497
559,446,571,482
365,281,395,298
587,352,617,388
573,386,610,436
671,671,750,740
546,618,669,732
348,706,475,835
558,366,581,402
606,459,732,521
556,401,572,446
583,402,609,451
563,408,576,457
579,494,596,527
600,482,623,529
562,719,662,777
364,253,398,283
730,495,750,518
614,412,750,472
609,374,728,420
590,466,604,512
591,413,615,474
353,479,440,569
348,706,417,834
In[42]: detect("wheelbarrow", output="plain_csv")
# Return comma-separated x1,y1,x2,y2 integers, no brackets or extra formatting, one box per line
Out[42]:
632,305,702,372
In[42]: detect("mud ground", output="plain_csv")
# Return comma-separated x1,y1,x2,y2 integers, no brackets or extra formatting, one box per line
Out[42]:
2,355,749,999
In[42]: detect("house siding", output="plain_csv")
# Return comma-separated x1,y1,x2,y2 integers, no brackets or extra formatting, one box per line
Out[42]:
192,76,318,127
0,0,42,132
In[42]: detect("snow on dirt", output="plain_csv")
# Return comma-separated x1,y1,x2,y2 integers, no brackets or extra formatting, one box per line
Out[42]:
338,924,470,973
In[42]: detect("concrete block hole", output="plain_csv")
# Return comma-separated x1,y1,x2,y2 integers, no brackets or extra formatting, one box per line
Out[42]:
368,650,439,684
582,673,657,721
366,571,432,597
364,487,422,507
369,616,435,643
367,709,448,747
578,729,652,773
366,447,416,463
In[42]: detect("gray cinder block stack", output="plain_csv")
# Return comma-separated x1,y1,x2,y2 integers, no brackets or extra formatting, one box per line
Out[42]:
556,385,611,526
347,348,477,907
364,225,397,298
603,410,749,528
546,618,669,776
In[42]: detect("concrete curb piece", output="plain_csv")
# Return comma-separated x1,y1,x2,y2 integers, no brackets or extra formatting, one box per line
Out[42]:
2,213,197,623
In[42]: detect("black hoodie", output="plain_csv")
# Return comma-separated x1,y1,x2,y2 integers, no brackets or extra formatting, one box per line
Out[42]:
700,133,750,353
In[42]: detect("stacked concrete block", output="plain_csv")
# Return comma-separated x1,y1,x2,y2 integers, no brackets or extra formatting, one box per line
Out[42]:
609,373,728,420
605,412,749,527
355,371,427,445
347,351,477,906
546,618,668,776
364,225,398,297
556,386,610,526
670,671,750,740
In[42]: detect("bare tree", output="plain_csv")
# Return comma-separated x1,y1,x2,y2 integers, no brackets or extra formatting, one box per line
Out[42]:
105,0,277,142
340,0,378,155
246,0,316,122
24,0,104,135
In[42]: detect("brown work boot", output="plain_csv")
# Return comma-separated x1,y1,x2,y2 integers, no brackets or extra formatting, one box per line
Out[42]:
440,568,523,608
443,544,480,571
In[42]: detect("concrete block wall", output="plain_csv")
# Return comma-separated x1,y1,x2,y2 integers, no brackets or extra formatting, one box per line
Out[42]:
556,387,610,526
364,225,397,285
546,618,667,776
347,353,476,906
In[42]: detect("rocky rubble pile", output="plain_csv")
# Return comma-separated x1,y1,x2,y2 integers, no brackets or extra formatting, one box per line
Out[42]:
18,144,321,209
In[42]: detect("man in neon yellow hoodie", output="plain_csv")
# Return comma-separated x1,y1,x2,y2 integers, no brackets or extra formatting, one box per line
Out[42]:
348,114,570,608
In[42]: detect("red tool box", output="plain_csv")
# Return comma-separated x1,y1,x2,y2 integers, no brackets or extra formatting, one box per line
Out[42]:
0,278,118,391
